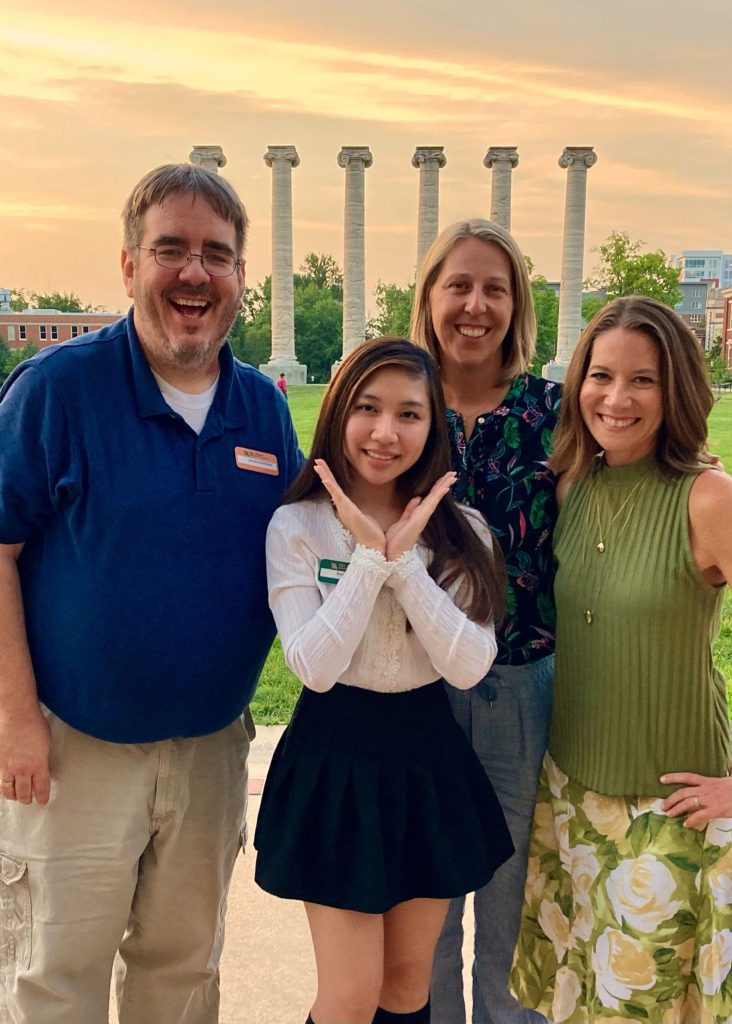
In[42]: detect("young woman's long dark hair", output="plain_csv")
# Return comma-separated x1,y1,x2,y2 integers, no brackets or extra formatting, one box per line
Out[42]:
285,337,506,624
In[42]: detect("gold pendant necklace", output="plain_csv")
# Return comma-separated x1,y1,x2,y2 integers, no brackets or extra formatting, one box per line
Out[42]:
582,473,648,625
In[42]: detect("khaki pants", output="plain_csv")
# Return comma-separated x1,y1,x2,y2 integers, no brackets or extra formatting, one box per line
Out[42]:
0,709,249,1024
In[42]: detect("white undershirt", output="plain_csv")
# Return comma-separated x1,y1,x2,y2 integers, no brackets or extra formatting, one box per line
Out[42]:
154,373,219,435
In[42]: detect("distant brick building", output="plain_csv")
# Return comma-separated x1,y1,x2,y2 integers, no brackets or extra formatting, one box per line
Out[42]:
722,289,732,370
0,309,122,350
675,281,708,346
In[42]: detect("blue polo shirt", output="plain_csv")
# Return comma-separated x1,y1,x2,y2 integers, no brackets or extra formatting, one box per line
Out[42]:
0,310,302,742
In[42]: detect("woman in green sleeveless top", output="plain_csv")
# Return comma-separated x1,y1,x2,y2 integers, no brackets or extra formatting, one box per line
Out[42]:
510,296,732,1023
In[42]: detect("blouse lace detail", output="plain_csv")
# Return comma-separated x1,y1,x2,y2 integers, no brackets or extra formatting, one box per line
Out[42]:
265,498,498,694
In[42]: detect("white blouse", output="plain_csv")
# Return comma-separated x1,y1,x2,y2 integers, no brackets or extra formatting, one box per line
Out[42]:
265,498,497,693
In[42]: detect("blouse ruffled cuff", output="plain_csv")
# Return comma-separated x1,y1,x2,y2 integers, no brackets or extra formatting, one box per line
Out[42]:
387,546,422,582
350,543,394,579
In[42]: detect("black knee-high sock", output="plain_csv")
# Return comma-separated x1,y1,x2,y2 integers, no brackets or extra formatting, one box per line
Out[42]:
372,1001,430,1023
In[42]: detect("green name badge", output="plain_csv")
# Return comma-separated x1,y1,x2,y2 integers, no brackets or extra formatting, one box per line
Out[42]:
318,559,349,584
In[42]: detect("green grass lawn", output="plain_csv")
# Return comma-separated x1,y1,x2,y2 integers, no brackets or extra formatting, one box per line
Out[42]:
286,385,326,453
251,390,732,724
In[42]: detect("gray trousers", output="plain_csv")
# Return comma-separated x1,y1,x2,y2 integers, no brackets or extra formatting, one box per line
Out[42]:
430,657,553,1024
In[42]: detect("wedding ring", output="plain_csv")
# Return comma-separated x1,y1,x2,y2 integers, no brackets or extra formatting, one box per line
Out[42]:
0,778,14,787
694,795,700,810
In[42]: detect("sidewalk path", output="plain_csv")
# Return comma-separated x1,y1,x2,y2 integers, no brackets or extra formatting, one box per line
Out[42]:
112,725,474,1024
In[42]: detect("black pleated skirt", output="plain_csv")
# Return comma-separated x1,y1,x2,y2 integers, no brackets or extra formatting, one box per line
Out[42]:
253,681,514,913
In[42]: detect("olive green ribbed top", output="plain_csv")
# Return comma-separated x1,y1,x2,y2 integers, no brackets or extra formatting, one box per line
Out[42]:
549,456,728,797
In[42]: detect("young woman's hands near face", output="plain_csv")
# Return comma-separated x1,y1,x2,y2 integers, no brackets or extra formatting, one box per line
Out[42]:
313,460,386,554
385,472,457,561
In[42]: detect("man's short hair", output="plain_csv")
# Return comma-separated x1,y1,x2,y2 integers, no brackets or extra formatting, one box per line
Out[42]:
122,163,249,256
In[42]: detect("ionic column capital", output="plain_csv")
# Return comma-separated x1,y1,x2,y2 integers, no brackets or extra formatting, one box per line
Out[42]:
264,145,300,169
483,146,519,169
338,146,373,169
558,146,597,170
189,145,227,172
412,146,446,169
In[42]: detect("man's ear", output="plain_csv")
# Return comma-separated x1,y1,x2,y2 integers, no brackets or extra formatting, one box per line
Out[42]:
121,247,136,299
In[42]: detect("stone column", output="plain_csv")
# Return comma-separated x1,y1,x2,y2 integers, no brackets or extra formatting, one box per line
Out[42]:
483,147,519,230
543,147,598,382
412,147,446,271
336,147,373,365
260,146,306,384
189,146,227,173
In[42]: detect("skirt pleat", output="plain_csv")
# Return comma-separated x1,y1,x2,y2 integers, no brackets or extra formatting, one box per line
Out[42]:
254,681,514,913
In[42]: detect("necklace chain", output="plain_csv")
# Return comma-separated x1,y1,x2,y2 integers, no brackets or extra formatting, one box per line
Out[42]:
582,474,648,625
593,476,647,555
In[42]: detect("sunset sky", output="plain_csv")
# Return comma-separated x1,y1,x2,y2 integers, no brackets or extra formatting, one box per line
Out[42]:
2,0,731,314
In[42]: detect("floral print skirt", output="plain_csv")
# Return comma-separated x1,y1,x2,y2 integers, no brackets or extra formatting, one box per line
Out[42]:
510,754,732,1024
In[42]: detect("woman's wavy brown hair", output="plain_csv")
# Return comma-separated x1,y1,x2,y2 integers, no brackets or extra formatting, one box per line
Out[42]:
551,295,716,481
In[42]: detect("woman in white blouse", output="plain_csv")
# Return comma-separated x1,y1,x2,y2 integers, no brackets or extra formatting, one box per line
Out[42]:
254,338,513,1024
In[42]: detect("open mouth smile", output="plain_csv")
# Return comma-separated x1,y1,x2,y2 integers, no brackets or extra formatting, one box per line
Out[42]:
456,325,488,338
598,414,640,429
362,450,398,462
168,295,212,318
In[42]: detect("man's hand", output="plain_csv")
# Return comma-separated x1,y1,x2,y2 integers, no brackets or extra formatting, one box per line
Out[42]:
385,472,457,561
0,707,51,805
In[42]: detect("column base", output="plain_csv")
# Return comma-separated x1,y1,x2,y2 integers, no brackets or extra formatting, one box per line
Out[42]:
258,359,308,385
542,360,569,383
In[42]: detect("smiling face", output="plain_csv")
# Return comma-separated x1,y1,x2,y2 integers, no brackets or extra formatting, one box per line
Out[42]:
121,192,245,385
343,367,432,500
580,327,664,466
428,236,514,377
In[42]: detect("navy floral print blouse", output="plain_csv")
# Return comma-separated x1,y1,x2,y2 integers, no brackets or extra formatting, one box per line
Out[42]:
447,373,562,666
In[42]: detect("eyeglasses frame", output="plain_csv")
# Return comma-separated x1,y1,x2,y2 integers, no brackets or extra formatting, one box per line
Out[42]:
137,245,243,278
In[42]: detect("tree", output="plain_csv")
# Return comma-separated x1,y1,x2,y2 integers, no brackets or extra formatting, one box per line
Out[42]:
10,289,101,312
581,295,606,324
584,232,682,308
296,253,342,295
530,275,559,374
367,282,415,338
1,342,39,385
705,341,732,387
293,283,343,382
228,254,344,382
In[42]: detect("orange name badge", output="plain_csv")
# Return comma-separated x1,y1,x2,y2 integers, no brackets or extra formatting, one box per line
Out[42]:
234,447,279,476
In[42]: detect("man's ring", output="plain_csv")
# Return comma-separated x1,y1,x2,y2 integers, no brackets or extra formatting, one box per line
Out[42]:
0,779,14,786
694,795,701,810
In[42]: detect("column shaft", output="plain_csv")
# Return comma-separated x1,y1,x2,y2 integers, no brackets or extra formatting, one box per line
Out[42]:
338,148,373,359
412,147,446,271
263,146,306,383
544,147,598,380
484,147,519,231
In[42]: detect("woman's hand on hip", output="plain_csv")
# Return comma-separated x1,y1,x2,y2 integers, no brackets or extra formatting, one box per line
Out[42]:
660,771,732,829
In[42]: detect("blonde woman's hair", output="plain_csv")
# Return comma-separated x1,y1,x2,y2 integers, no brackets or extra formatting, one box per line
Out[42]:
410,219,536,384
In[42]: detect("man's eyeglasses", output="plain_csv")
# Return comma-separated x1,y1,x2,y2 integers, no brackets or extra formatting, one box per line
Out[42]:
138,245,242,278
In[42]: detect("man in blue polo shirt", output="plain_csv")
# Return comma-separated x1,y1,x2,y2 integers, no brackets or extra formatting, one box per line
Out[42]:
0,164,301,1023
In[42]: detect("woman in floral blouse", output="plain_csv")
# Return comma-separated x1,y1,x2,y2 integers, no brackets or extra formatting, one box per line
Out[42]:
412,219,560,1024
